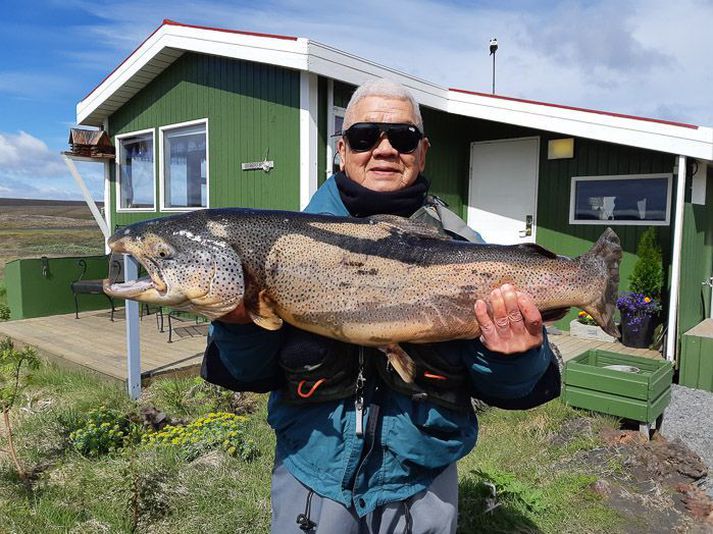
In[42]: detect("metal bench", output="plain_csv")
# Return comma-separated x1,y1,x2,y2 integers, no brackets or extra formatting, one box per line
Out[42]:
166,309,209,343
70,257,118,320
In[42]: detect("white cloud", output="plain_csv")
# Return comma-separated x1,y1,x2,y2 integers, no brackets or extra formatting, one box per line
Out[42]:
61,0,713,125
0,131,104,200
0,131,67,177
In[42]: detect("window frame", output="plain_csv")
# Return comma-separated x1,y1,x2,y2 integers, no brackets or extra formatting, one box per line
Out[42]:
114,128,157,213
158,118,210,212
569,172,673,226
327,105,346,177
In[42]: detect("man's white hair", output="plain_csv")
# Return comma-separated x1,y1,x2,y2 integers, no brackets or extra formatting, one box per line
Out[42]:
343,78,424,131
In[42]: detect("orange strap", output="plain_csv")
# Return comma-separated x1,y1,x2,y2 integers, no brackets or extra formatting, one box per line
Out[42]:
423,371,447,381
297,378,327,398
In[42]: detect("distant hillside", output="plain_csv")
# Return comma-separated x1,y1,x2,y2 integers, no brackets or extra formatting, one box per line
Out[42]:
0,198,103,207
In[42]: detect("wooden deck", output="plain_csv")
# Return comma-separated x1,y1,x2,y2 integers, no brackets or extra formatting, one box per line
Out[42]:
548,330,662,362
0,310,662,385
0,309,207,382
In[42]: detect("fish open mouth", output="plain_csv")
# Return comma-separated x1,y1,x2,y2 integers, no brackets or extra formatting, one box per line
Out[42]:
103,276,156,298
102,256,168,299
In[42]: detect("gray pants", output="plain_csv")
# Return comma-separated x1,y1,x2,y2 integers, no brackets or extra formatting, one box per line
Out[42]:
271,460,458,534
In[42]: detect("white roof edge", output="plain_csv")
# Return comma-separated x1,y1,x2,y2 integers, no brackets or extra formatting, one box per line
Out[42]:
447,91,713,161
76,22,713,161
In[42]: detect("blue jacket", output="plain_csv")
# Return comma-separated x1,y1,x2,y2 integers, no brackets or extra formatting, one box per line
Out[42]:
210,176,556,517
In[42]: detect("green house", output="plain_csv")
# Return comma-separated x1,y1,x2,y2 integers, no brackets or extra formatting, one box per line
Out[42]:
71,19,713,371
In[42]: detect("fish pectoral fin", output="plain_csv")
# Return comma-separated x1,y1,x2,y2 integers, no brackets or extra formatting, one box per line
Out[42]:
248,289,283,331
541,307,570,323
379,344,417,384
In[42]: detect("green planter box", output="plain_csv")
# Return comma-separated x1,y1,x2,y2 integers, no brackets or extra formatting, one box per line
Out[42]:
563,350,673,428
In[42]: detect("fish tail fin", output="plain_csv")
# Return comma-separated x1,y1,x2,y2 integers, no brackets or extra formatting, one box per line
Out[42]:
580,227,622,338
380,344,416,383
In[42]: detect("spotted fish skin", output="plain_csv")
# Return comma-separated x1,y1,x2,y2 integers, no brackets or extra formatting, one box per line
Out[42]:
103,208,622,345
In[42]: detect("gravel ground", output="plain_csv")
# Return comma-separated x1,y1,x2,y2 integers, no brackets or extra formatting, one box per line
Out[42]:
659,384,713,498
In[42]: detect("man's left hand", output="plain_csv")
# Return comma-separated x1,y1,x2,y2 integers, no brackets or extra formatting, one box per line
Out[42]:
474,284,544,354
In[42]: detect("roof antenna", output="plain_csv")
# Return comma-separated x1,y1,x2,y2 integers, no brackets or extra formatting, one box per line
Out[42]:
489,38,498,95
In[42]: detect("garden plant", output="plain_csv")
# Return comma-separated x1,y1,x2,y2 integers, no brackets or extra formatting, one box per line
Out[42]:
0,337,40,480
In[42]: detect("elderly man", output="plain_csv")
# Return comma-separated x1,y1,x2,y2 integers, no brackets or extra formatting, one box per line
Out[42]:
205,78,559,533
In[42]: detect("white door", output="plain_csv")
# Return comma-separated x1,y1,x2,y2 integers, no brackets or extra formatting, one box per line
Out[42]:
467,137,540,245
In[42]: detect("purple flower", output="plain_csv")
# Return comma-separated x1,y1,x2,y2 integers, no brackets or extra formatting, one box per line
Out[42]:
616,292,660,333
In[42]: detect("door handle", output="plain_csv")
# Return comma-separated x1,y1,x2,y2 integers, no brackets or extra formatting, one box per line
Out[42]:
519,215,533,237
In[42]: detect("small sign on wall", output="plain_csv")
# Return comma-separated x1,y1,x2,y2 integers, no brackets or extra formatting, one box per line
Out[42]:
241,160,274,172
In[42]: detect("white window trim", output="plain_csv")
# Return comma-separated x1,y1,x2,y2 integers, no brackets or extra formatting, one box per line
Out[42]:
115,128,157,213
325,79,347,178
569,173,673,226
327,104,346,177
159,118,210,212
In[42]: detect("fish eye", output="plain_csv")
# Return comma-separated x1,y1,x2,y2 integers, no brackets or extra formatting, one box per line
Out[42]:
154,243,174,259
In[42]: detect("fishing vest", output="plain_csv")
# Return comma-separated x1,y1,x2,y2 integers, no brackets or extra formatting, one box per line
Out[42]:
201,197,482,411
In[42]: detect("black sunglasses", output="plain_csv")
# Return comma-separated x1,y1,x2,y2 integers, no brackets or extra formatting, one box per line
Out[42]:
342,122,424,154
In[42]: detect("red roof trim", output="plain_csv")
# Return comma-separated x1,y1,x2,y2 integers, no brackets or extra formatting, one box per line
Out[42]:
82,19,298,103
162,19,298,41
449,88,699,130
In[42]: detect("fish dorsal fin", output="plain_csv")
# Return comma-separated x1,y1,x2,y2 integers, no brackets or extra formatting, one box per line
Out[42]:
369,215,451,240
516,243,558,259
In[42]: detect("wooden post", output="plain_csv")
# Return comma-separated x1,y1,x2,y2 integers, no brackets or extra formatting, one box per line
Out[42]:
124,255,141,400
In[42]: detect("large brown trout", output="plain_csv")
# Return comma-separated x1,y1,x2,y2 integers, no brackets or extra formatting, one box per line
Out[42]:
104,208,621,381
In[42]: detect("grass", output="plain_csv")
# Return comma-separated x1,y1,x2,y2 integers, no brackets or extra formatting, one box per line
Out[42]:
0,360,634,534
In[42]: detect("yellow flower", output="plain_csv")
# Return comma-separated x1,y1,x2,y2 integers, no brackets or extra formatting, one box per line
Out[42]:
644,297,651,303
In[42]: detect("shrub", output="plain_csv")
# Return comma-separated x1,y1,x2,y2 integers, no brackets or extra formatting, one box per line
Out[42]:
70,406,141,456
142,411,258,461
0,304,9,322
629,227,664,300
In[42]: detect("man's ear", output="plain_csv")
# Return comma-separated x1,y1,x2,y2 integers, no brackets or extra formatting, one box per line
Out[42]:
337,138,347,171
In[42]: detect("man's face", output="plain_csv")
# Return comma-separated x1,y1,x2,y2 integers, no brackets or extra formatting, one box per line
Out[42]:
337,96,429,192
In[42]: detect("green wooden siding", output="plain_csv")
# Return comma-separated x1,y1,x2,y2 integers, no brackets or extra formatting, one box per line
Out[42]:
678,168,713,336
333,81,355,108
108,53,300,229
534,136,675,329
421,108,470,216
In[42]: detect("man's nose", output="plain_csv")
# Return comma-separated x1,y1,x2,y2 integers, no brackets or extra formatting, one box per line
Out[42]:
371,134,398,157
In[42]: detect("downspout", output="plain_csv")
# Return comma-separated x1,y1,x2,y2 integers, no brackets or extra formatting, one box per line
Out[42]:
665,155,687,362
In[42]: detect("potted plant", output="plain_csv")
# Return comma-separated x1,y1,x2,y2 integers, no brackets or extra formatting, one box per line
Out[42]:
569,311,616,342
616,293,661,347
617,228,664,348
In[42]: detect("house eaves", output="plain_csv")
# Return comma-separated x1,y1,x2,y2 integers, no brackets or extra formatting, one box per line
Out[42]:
77,20,713,162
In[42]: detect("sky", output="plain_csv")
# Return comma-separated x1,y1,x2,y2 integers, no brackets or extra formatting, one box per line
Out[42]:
1,0,712,201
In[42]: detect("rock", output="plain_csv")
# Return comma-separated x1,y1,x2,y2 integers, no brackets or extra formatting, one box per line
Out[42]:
589,479,611,496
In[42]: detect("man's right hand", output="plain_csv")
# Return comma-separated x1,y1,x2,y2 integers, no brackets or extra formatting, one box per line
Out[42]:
217,302,253,324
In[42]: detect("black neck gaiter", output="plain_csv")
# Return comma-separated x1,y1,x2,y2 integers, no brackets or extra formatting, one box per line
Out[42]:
334,171,429,218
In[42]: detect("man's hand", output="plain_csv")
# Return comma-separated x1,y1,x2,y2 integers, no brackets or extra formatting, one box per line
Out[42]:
474,284,544,354
216,302,253,324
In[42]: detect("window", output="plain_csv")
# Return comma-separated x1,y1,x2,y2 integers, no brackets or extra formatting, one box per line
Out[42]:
327,106,346,176
569,173,672,225
116,130,155,211
160,120,208,210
